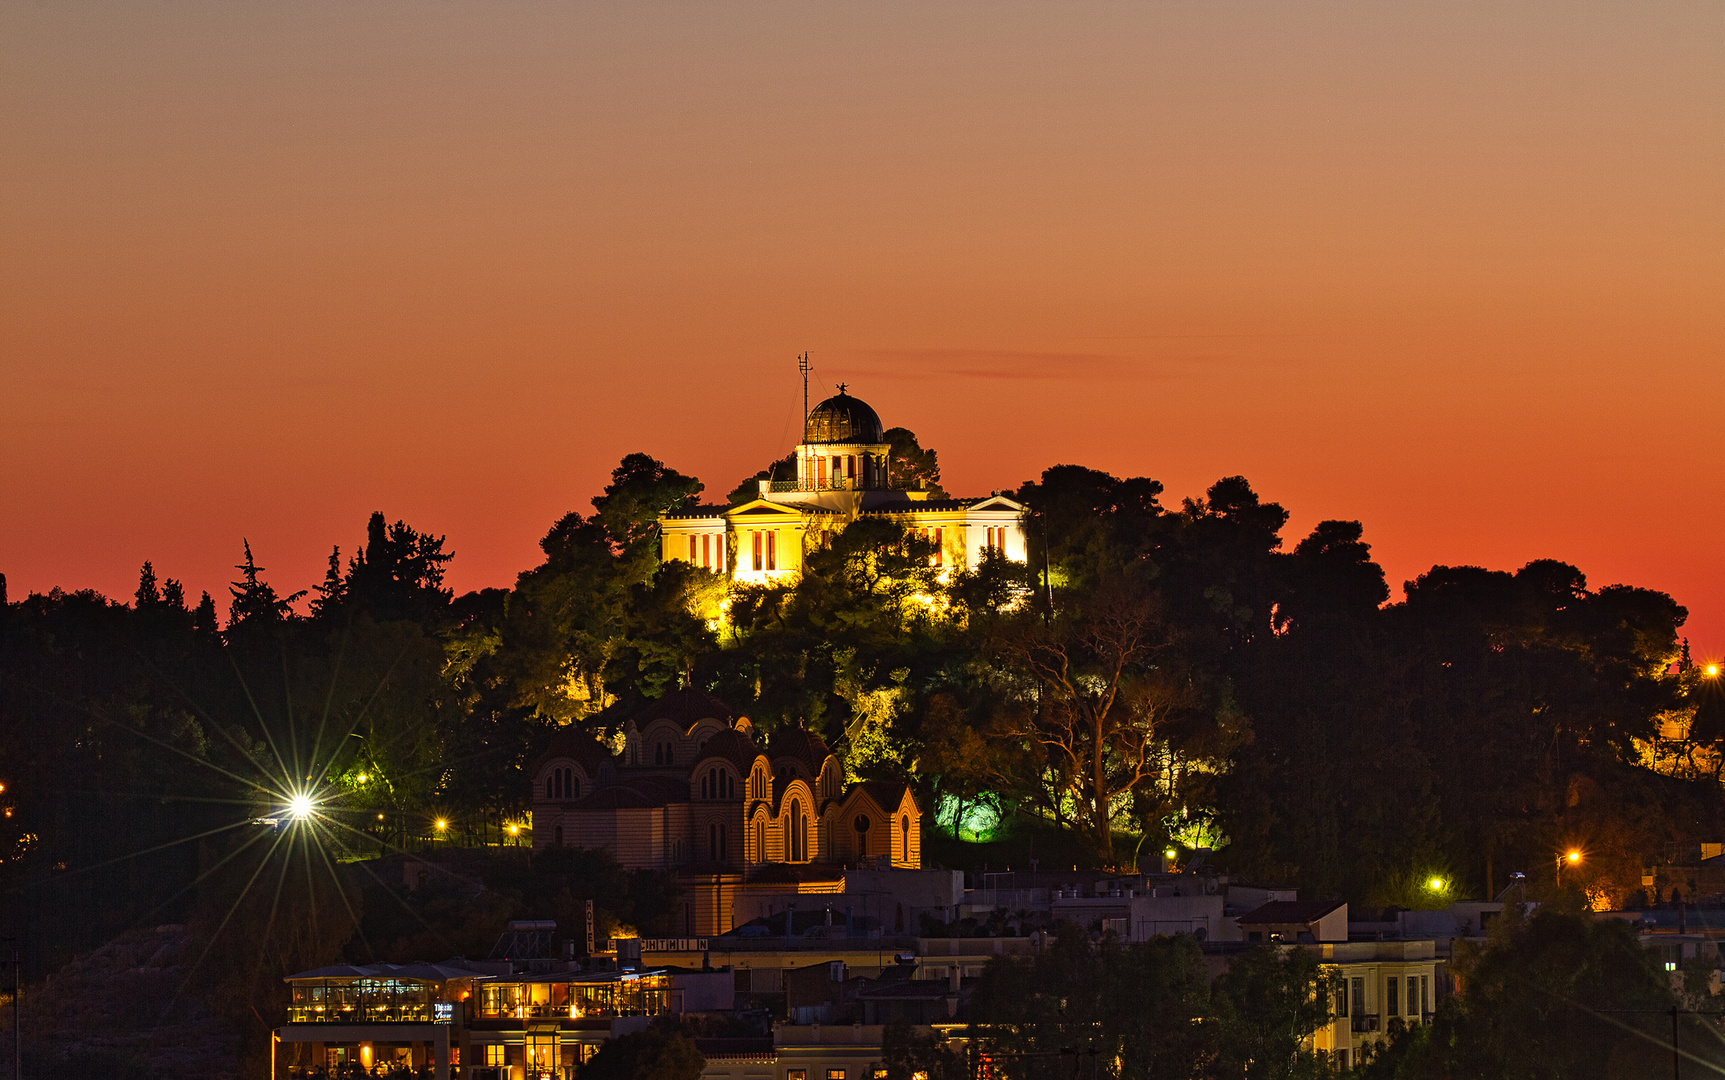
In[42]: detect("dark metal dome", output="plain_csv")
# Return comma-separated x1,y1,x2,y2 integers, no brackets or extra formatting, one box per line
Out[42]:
803,388,884,445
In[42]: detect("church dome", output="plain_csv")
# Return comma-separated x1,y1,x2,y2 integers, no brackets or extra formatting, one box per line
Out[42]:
804,389,884,445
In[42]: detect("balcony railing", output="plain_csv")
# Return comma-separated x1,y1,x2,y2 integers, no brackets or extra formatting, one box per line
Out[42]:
1351,1015,1380,1033
766,478,865,493
287,1002,435,1024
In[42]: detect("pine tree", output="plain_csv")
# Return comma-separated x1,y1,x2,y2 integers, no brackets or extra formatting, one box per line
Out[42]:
228,540,303,626
134,561,161,608
161,578,186,610
193,591,220,635
309,546,347,619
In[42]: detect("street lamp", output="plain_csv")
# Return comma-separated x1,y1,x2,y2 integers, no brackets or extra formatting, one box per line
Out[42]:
1557,849,1582,884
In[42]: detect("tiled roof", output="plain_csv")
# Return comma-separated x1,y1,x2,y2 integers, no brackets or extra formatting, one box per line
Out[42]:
852,780,911,813
769,726,833,776
569,775,690,810
695,727,765,775
631,688,734,732
537,728,614,772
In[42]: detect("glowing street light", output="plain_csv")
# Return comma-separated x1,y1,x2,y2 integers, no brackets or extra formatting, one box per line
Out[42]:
289,794,314,821
1427,876,1446,892
1567,849,1582,864
435,819,448,831
356,773,368,784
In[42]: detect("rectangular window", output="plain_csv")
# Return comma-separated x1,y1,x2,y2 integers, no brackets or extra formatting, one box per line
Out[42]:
818,457,828,484
1386,976,1399,1016
788,1072,806,1080
702,534,710,568
688,536,697,562
848,455,857,478
1410,976,1421,1017
1421,975,1430,1016
484,1045,507,1067
753,532,763,571
832,455,841,483
828,1071,846,1080
1351,978,1365,1018
767,531,777,570
1336,983,1349,1017
717,537,725,572
933,528,942,566
1334,1050,1348,1068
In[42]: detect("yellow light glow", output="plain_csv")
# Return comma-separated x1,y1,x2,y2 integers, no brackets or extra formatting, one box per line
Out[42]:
289,794,314,820
508,825,520,835
435,819,448,830
1164,849,1177,859
1427,876,1445,891
378,813,385,820
1567,850,1582,863
1708,665,1719,677
356,772,368,783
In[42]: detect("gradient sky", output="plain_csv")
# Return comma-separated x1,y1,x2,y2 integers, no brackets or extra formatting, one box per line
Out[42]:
3,2,1722,650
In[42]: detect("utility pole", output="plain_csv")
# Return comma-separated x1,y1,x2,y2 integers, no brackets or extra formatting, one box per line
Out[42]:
798,352,812,420
1671,1005,1680,1080
4,937,17,1080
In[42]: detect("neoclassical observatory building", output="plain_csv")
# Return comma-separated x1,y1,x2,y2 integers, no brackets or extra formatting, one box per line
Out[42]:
657,386,1027,583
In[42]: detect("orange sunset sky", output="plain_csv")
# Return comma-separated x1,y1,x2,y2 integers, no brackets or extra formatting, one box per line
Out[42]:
3,2,1722,649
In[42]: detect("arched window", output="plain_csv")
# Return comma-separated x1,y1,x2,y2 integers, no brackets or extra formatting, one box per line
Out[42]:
701,774,709,799
546,776,555,800
901,815,910,862
754,820,766,861
854,814,871,859
788,799,803,862
568,773,580,800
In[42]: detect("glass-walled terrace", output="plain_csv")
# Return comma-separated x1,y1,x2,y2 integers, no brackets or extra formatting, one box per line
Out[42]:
288,979,437,1023
475,973,671,1020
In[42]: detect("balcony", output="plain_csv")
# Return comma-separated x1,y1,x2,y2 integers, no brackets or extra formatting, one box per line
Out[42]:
286,1001,437,1024
767,478,865,493
1351,1015,1380,1033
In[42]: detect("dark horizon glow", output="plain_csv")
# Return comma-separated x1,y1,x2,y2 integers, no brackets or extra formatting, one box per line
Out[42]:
2,2,1721,651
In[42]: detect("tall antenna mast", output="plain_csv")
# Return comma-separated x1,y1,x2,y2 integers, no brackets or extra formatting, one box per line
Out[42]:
797,351,812,419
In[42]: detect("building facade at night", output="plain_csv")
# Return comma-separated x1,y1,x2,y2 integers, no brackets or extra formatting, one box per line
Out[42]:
657,387,1027,584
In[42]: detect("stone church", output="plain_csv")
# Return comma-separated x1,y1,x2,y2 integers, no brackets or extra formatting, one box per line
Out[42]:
530,689,922,936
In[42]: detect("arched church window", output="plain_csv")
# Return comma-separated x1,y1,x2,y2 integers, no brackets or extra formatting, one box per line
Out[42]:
854,815,870,859
901,815,910,861
546,776,555,800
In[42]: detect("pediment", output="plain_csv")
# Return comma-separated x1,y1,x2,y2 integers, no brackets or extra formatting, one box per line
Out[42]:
726,500,815,518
